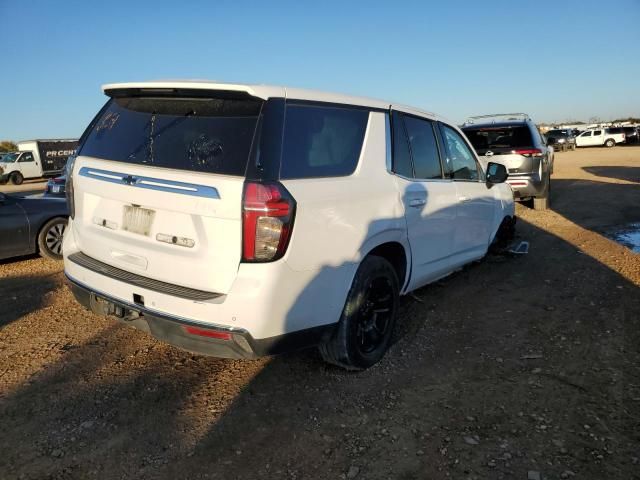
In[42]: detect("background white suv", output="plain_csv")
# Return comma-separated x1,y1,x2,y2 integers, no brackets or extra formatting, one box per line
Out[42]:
63,81,515,370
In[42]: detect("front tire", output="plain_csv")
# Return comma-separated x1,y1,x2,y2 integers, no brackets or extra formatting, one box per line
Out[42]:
605,139,615,148
10,172,23,185
319,255,399,370
38,217,67,260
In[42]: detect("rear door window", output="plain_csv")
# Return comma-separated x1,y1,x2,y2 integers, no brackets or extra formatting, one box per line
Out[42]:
391,111,413,177
402,115,442,179
280,103,369,179
78,95,263,176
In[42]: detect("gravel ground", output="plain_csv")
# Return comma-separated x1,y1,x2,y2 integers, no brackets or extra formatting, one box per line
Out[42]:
1,147,638,480
0,179,47,195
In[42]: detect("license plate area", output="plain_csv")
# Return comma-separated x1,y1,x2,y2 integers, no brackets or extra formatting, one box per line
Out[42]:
122,205,155,236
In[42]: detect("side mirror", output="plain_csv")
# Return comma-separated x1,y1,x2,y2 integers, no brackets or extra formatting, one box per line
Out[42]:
486,162,508,184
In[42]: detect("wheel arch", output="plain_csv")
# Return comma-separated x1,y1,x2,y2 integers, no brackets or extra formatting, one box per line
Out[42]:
363,241,409,292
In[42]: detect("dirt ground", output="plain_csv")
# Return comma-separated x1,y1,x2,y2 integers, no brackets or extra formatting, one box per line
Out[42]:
1,147,638,480
0,178,47,195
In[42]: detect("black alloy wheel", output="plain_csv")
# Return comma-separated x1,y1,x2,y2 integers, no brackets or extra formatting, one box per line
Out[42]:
319,255,399,370
355,276,394,354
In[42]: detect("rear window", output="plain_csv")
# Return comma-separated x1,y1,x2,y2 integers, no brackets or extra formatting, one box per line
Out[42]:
606,127,623,134
78,95,263,176
463,126,533,150
280,104,369,179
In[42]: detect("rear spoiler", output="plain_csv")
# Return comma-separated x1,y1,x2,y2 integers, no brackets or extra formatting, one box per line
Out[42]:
103,87,260,101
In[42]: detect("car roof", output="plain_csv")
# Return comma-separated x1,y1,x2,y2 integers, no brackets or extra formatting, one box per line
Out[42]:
101,80,449,124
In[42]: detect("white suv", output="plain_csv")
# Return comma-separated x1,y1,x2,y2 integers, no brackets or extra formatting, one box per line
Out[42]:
63,81,515,370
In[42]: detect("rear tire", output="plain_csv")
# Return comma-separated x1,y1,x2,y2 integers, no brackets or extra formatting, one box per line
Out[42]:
533,175,551,211
37,217,67,260
571,143,576,151
605,139,615,148
319,255,399,370
10,172,23,185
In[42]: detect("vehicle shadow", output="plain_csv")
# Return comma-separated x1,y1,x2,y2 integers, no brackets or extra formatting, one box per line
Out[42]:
171,214,640,480
0,272,61,328
0,253,41,265
0,319,265,479
581,166,640,184
1,207,638,479
550,177,640,232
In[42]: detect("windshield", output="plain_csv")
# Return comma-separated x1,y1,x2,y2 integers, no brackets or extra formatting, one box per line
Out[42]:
0,152,19,163
79,95,263,176
547,130,569,136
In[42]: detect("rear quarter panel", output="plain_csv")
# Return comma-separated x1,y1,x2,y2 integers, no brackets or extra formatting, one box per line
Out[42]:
281,111,408,321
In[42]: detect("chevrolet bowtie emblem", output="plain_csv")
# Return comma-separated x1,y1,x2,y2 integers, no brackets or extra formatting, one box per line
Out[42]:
122,175,137,185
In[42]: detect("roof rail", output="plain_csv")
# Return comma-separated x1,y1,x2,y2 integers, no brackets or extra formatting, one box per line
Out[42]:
463,113,531,125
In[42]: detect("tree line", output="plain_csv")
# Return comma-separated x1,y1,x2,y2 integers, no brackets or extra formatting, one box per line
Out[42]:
0,141,18,152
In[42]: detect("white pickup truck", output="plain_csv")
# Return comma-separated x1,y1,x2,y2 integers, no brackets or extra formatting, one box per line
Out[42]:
0,139,78,185
575,128,625,148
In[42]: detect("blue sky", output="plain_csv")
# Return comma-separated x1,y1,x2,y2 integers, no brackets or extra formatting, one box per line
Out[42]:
1,0,639,140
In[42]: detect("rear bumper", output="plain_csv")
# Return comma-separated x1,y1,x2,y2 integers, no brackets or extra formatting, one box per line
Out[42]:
506,174,547,199
66,274,334,359
62,217,347,358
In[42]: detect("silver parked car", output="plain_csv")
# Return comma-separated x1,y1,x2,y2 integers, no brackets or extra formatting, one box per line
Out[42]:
462,113,553,210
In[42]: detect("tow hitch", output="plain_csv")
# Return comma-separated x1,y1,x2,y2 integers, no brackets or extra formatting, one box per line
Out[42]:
89,294,141,322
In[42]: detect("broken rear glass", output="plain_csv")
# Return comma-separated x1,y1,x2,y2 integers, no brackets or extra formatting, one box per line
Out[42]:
79,95,263,176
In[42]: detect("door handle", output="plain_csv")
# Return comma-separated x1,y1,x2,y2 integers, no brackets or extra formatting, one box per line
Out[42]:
409,198,426,208
458,196,470,203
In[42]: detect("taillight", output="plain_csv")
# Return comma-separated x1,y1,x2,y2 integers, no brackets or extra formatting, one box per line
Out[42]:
513,148,543,157
65,155,77,219
242,181,295,262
